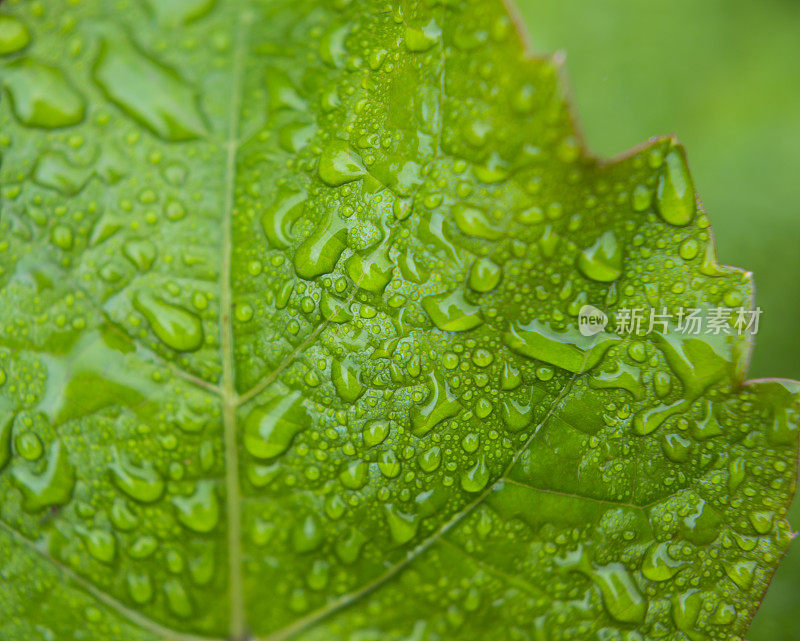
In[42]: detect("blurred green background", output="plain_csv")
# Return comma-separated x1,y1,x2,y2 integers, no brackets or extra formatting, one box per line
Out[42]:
514,0,800,638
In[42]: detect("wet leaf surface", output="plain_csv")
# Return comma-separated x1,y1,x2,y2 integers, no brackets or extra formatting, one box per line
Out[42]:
0,1,797,640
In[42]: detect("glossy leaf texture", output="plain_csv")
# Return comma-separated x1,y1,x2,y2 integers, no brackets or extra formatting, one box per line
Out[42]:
0,1,798,640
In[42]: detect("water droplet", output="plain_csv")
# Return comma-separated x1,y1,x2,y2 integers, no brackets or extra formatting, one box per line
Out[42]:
292,514,323,553
410,371,461,437
261,188,306,249
78,528,117,564
172,480,219,533
422,288,483,332
679,238,699,260
265,66,306,112
143,0,216,25
728,456,746,492
656,146,695,226
12,441,75,511
632,399,686,436
133,291,204,352
500,389,538,433
109,449,165,503
662,433,691,463
724,560,756,590
123,239,156,271
164,579,193,618
4,59,85,128
293,217,347,280
378,449,401,478
592,563,648,624
347,242,393,293
16,432,43,461
93,35,207,141
452,205,502,240
641,542,683,581
0,413,13,471
577,231,623,282
363,420,390,448
243,391,308,460
468,257,502,293
404,20,441,52
335,528,368,564
461,455,489,493
319,23,350,68
505,319,618,373
0,15,30,55
749,510,774,534
671,590,703,631
500,362,521,390
384,504,420,544
127,572,154,604
589,363,644,400
681,499,723,545
320,292,352,323
418,446,441,472
331,357,363,402
318,141,365,186
339,460,369,490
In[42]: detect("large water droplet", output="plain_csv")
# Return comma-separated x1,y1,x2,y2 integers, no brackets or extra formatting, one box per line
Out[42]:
293,217,347,280
363,420,390,448
93,35,207,141
347,241,393,293
109,449,165,503
4,59,85,128
133,291,204,352
384,504,419,544
292,514,323,553
468,257,502,293
461,455,489,492
78,528,117,564
591,563,648,624
331,357,364,403
656,146,695,226
641,542,683,581
0,412,13,471
243,391,308,460
11,441,75,511
172,480,219,533
339,460,368,490
318,141,365,186
127,572,154,604
164,579,193,618
410,370,461,437
261,188,306,249
577,231,623,282
33,151,89,195
504,319,618,373
422,288,483,332
0,15,30,55
452,204,502,240
143,0,216,25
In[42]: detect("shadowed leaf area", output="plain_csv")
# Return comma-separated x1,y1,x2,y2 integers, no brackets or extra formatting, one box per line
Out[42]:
0,1,797,640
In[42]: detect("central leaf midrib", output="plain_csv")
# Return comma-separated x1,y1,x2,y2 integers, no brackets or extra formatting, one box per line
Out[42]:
219,8,252,641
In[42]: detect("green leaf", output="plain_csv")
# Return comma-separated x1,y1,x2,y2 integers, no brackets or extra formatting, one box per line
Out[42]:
0,1,797,641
